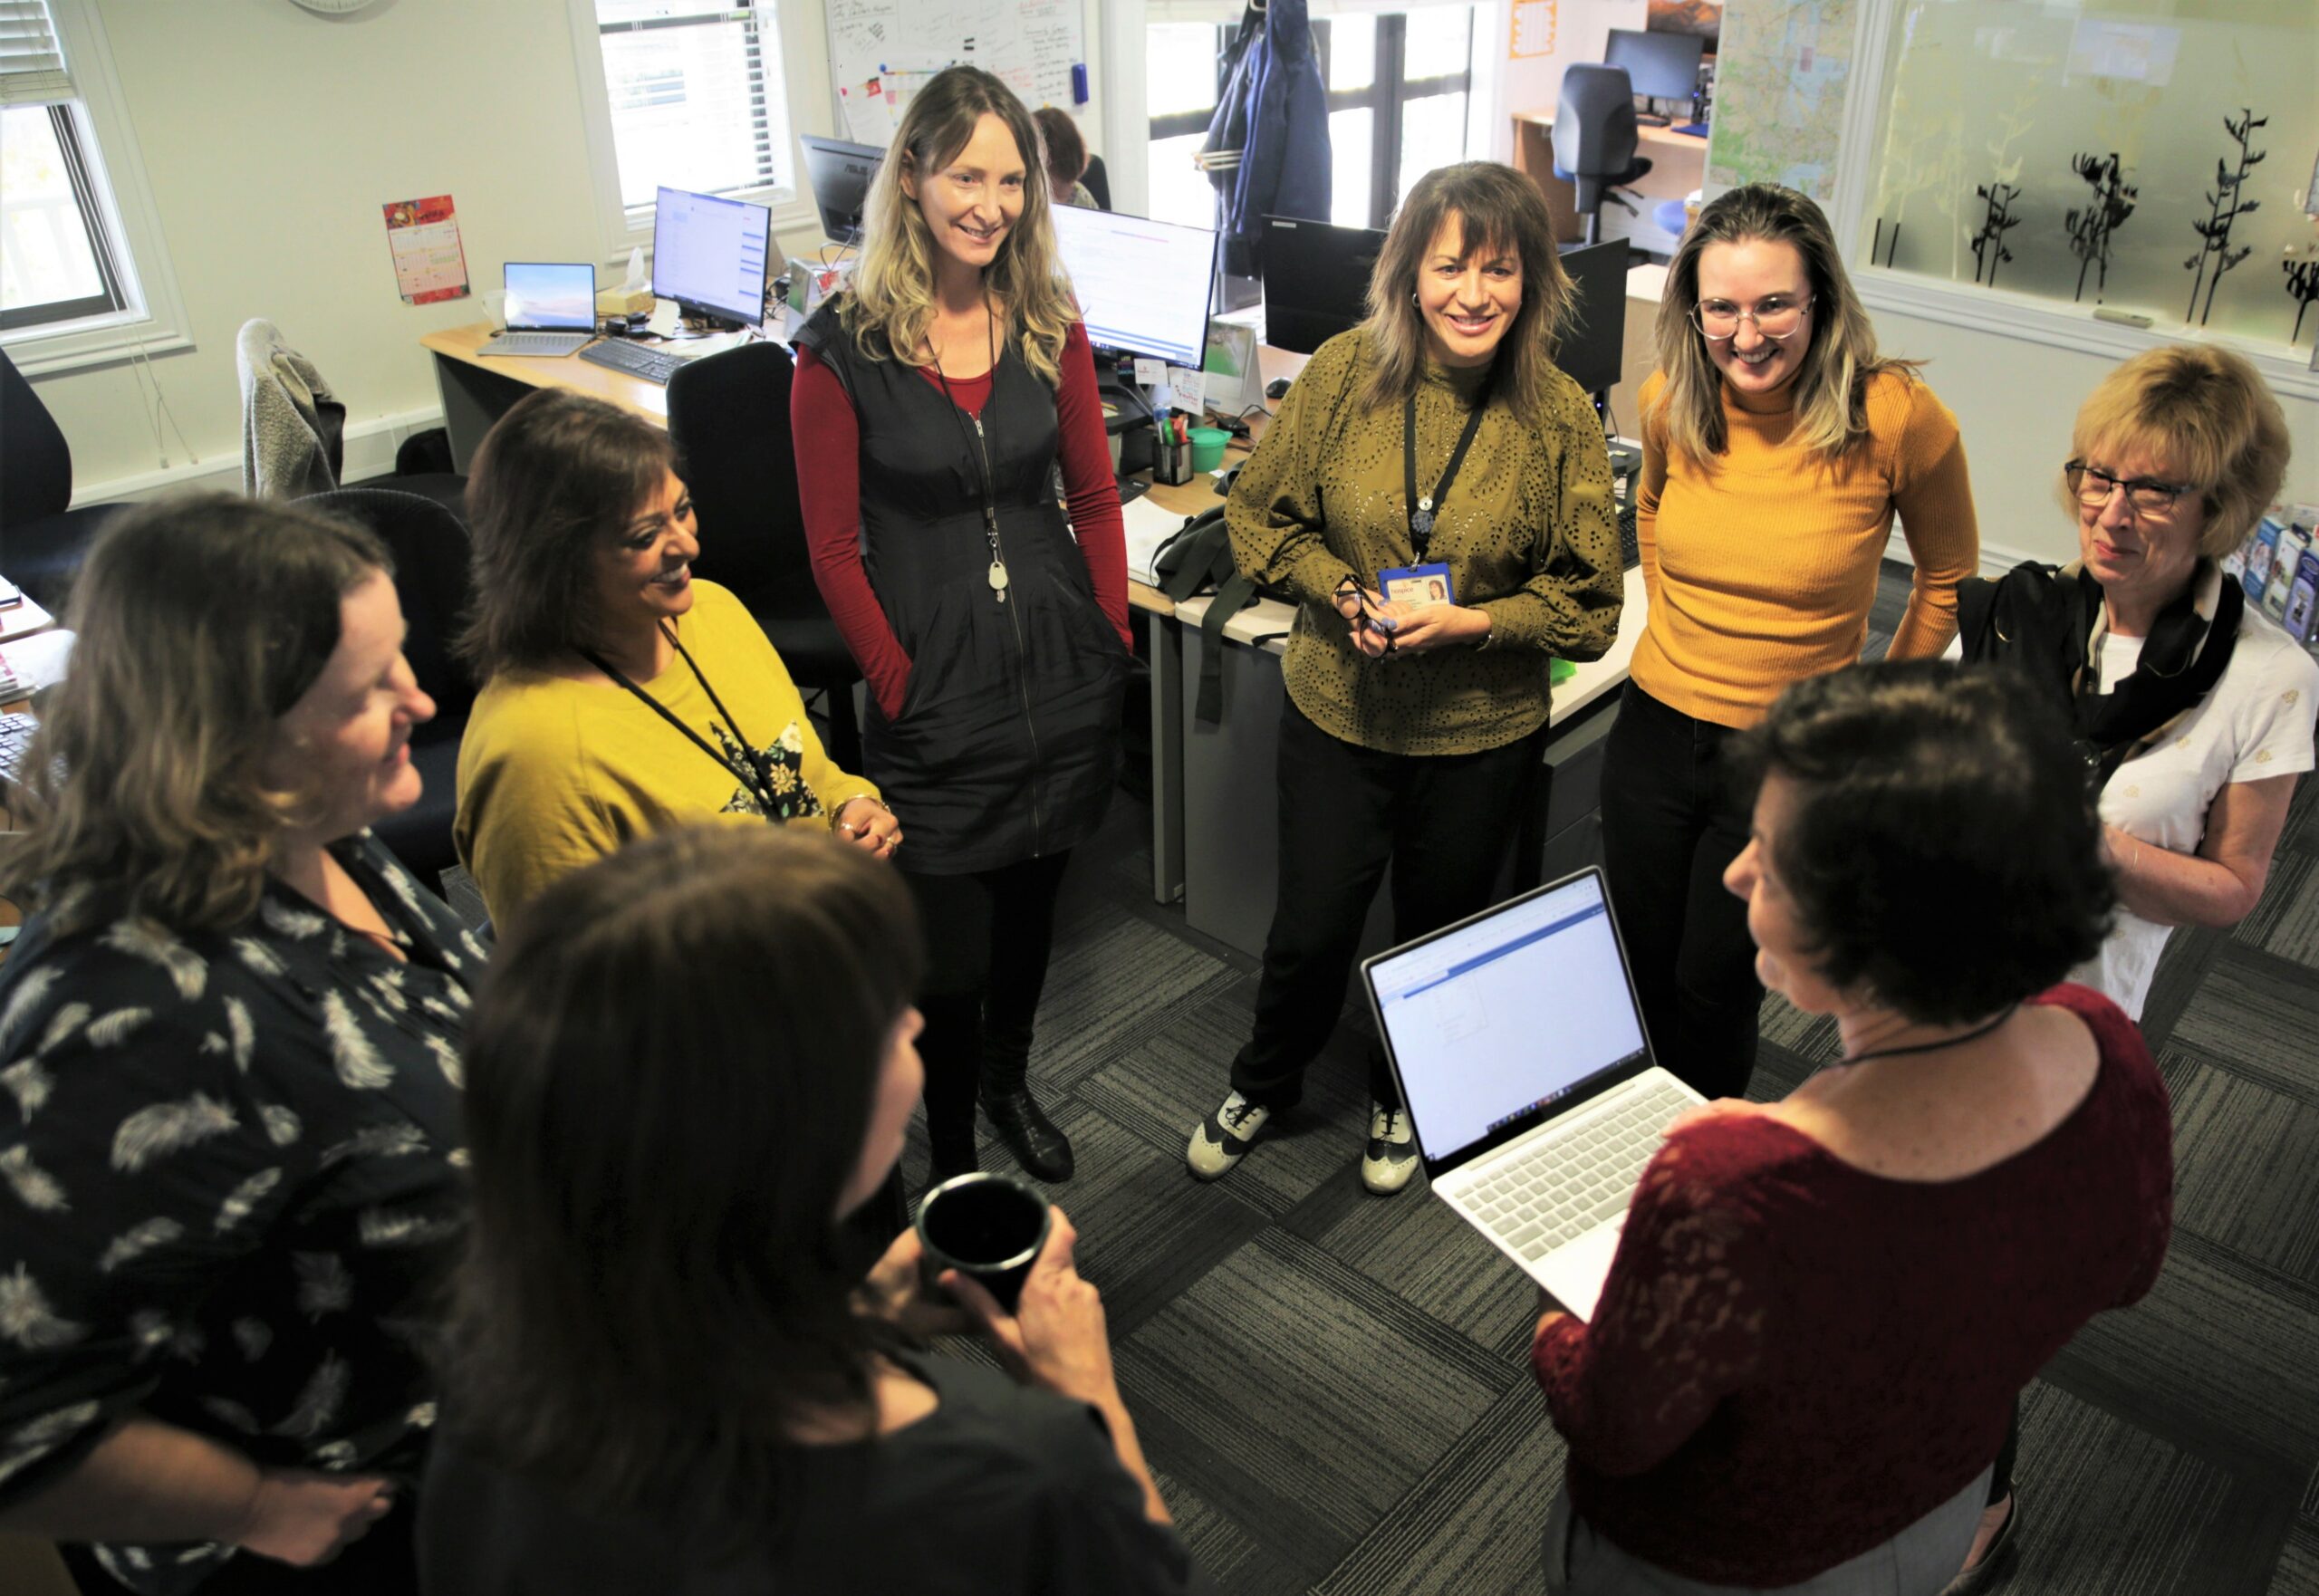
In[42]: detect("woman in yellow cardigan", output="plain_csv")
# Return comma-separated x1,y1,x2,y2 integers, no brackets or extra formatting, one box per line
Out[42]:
452,389,900,927
1602,185,1979,1101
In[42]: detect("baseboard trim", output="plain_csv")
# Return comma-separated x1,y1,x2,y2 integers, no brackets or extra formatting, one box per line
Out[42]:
70,406,449,508
1885,524,2048,579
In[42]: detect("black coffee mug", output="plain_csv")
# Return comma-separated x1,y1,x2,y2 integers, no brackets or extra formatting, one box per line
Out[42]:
915,1171,1053,1312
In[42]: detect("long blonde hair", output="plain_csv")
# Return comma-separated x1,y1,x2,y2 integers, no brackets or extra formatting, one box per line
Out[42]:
0,494,390,938
1650,185,1916,468
1359,161,1571,418
841,66,1077,388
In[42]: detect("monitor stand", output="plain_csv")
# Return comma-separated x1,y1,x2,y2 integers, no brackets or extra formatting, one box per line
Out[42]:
668,307,749,339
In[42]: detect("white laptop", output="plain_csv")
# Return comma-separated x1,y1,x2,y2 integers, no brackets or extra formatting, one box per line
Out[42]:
476,262,597,357
1362,869,1704,1321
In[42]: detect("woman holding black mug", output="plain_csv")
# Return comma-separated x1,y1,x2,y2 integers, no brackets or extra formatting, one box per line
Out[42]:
420,827,1195,1594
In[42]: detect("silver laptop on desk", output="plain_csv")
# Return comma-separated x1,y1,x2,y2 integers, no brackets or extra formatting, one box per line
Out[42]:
1362,869,1703,1322
476,262,596,357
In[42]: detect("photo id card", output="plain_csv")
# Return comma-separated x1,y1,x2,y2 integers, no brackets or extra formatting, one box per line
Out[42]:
1380,562,1454,608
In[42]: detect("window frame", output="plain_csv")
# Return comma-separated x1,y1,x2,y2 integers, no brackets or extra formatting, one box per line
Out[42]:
566,0,823,268
0,0,189,376
1821,0,2318,401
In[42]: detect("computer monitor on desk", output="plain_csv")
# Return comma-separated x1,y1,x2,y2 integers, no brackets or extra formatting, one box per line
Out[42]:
799,134,883,245
1259,215,1386,355
1052,206,1217,370
1553,239,1628,409
652,187,772,331
1603,28,1706,120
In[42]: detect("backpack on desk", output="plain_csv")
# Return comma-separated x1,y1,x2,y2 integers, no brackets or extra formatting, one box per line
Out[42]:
1152,506,1294,724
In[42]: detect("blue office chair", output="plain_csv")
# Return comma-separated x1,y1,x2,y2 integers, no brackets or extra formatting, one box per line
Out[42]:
1553,64,1654,246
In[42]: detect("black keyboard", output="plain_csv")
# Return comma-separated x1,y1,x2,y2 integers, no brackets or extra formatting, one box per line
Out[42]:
578,340,685,385
0,712,35,786
1619,502,1641,571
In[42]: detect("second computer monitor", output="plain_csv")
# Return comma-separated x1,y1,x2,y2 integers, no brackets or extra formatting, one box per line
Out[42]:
1603,28,1706,104
1554,239,1629,402
1259,216,1386,355
652,187,772,328
1050,206,1217,369
798,133,884,245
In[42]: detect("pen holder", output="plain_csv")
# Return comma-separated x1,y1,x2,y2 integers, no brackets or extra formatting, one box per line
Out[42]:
1151,423,1193,486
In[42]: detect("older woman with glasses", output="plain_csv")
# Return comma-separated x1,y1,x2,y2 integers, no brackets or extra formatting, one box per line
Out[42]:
1958,343,2312,1024
1598,184,1979,1104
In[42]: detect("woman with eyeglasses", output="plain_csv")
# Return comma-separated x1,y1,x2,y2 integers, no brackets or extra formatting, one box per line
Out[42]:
1957,344,2310,1026
1599,184,1979,1104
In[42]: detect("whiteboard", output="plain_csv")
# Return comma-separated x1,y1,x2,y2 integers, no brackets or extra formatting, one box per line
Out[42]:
824,0,1085,144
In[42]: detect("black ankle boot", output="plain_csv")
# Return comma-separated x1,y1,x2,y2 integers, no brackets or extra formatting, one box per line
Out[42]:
928,1135,980,1185
981,1082,1073,1182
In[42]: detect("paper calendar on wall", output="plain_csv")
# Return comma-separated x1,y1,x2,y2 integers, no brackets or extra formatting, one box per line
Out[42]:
825,0,1085,144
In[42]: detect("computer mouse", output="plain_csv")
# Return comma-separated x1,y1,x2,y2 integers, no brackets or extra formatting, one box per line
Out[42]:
1265,377,1293,400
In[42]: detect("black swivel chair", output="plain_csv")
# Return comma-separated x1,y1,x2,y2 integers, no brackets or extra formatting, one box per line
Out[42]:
663,341,864,771
1552,64,1655,247
0,349,130,611
1080,153,1112,211
298,487,477,889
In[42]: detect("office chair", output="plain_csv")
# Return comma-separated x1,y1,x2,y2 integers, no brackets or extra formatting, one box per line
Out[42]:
663,341,864,771
298,486,477,889
0,349,130,611
1081,152,1112,211
238,319,468,519
1552,64,1654,247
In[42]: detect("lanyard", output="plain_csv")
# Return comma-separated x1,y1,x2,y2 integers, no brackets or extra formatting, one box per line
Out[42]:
929,295,1011,602
579,625,784,814
1403,389,1489,557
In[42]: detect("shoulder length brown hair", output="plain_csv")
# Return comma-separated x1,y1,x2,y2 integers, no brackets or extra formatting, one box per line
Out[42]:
457,387,674,680
0,493,389,937
842,65,1080,388
1650,184,1917,469
444,825,925,1533
1360,161,1571,417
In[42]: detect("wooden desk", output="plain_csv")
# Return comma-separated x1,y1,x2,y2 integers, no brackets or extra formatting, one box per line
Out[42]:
1509,112,1707,257
421,324,669,473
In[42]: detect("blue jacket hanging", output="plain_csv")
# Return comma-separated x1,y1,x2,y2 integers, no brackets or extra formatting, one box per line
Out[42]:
1202,0,1332,278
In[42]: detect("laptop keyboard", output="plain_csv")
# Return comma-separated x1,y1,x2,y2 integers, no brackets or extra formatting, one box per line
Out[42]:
492,332,589,356
1467,1075,1697,1263
0,712,37,786
578,339,685,385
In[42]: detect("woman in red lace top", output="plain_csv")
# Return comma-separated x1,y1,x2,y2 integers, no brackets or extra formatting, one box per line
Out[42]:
1533,660,2173,1594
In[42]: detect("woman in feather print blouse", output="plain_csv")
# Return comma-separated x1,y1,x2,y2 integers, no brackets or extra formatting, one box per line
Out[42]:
0,496,481,1596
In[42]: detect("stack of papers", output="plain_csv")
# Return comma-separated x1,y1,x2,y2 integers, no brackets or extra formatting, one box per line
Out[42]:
1123,496,1194,584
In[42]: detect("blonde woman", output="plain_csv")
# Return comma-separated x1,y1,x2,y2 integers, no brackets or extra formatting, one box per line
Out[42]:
1601,184,1979,1104
792,65,1130,1187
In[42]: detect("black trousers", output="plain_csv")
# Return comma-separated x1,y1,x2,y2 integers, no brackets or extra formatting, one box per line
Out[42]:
1231,701,1544,1111
903,852,1074,1162
1597,681,1763,1101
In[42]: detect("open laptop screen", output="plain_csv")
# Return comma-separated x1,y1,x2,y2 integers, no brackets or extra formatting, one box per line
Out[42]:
503,263,596,331
1369,873,1649,1161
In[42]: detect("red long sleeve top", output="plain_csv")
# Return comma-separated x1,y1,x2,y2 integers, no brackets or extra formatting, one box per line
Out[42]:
1532,984,2173,1586
793,320,1131,719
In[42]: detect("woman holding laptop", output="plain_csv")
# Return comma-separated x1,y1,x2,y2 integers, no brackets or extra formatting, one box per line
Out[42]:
1533,661,2172,1595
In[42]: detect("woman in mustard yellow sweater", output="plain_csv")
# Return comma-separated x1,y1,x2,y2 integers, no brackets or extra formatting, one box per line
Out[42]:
1602,185,1979,1101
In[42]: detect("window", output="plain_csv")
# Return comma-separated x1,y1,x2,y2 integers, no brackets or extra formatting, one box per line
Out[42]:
572,0,802,254
0,0,183,368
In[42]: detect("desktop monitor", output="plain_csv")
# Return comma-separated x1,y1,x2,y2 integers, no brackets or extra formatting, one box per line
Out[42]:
1603,28,1706,104
798,133,884,245
1554,239,1628,401
1051,205,1217,369
1259,215,1386,355
651,186,773,329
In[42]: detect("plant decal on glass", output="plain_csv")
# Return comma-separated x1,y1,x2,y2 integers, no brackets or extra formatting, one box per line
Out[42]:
2183,109,2267,326
2065,152,2137,303
1969,181,2023,287
2285,254,2319,344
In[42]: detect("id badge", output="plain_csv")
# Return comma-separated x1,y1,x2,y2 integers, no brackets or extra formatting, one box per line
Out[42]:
1379,562,1454,607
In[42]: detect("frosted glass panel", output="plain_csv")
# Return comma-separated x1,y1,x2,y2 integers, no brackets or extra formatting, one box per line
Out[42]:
1858,2,2319,348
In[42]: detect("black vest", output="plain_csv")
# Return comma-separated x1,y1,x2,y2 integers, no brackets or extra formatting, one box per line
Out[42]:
795,301,1122,873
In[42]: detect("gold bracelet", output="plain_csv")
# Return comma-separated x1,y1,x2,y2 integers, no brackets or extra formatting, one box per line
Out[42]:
832,795,892,836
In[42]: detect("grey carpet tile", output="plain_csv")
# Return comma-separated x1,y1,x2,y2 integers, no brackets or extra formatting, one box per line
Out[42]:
2162,1044,2319,1288
2169,946,2319,1107
2236,851,2319,973
1111,1227,1518,1564
1282,1165,1544,1363
1314,1378,1565,1596
2045,1227,2319,1475
1076,976,1380,1220
2140,923,2232,1051
1033,902,1242,1091
1756,992,1842,1066
2272,1527,2319,1596
2006,1379,2254,1596
1147,1465,1318,1596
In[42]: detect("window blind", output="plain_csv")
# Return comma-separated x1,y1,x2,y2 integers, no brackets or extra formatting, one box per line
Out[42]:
595,0,784,208
1146,0,1472,25
0,0,74,109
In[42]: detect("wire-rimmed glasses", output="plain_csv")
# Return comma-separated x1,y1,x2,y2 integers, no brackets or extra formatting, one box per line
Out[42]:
1690,295,1813,342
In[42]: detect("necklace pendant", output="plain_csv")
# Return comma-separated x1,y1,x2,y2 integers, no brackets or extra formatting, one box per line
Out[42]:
1410,507,1435,538
988,560,1010,599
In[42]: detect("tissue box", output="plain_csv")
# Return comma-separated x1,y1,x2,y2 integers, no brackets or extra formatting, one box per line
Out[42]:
597,285,653,318
786,255,858,315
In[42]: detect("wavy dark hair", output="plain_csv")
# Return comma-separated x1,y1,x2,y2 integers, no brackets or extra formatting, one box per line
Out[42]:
1359,160,1571,417
1729,660,2114,1026
445,825,924,1534
457,387,674,679
0,494,389,937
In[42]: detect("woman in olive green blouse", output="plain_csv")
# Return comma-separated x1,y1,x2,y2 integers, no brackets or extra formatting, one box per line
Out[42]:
1185,161,1624,1195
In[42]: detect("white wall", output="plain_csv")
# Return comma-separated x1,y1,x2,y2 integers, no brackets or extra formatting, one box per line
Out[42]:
34,0,1105,504
1487,0,1644,160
